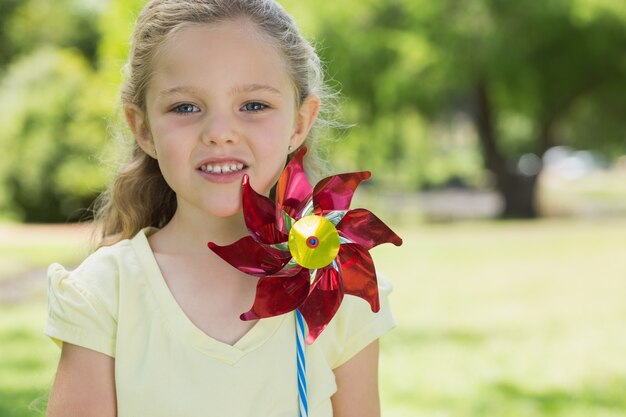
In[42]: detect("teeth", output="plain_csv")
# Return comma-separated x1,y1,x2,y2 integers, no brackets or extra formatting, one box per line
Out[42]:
200,163,245,174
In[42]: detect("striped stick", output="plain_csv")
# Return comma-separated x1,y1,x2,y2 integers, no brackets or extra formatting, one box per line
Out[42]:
295,309,308,417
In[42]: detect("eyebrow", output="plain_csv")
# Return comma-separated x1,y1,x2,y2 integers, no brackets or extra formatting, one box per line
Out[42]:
159,86,204,97
229,83,283,96
159,84,283,97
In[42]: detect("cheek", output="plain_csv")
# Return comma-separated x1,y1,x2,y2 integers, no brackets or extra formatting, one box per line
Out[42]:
151,121,193,153
248,143,289,195
255,119,292,155
252,115,294,145
151,128,192,179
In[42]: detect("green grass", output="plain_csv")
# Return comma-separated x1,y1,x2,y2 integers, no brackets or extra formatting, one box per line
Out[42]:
374,218,626,417
1,218,626,416
0,298,55,417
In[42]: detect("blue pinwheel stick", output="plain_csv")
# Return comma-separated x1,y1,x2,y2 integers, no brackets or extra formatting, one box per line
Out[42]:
296,310,308,417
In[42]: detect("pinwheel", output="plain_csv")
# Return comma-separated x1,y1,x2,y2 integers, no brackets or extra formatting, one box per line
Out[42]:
208,147,402,344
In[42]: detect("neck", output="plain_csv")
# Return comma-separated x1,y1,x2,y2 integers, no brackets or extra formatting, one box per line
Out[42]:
152,204,248,256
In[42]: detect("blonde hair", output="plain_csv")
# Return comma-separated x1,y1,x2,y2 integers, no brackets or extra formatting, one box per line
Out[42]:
93,0,337,248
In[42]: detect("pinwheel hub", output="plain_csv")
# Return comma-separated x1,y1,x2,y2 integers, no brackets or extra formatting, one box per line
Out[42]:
306,236,319,248
288,215,340,270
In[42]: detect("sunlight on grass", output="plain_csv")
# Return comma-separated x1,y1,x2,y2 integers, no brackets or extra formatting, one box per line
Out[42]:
539,170,626,217
375,218,626,416
0,224,91,280
0,246,88,280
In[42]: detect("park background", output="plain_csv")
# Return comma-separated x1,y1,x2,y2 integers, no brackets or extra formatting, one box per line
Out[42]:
1,0,625,416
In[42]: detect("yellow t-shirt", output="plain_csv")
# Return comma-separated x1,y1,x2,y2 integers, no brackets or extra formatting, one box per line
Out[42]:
45,228,395,417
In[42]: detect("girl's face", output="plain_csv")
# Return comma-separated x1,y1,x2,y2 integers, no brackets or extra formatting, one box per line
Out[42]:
129,20,319,220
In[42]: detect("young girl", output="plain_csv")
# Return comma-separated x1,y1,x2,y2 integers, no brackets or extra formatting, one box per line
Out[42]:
45,1,395,416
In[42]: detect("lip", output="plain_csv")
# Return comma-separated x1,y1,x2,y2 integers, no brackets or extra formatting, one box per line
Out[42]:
195,156,249,170
195,156,249,184
197,167,248,183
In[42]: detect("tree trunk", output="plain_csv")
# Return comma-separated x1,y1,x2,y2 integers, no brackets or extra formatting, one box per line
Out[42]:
497,171,539,218
472,80,539,218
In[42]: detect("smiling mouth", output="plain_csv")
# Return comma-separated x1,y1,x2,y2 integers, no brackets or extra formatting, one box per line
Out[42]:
198,163,247,174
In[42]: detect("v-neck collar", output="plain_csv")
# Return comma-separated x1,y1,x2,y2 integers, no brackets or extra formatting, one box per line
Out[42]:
130,227,287,365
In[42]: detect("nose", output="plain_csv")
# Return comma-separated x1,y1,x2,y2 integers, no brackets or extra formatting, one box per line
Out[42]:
201,109,238,146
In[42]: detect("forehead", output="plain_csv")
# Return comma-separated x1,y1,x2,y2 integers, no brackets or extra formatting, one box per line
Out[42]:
149,20,294,98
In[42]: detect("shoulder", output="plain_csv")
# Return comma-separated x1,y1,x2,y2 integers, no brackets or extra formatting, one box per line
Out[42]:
46,234,146,357
45,230,152,357
49,236,134,295
315,274,396,369
47,231,148,318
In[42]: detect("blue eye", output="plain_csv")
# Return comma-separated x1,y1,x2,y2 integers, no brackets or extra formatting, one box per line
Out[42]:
242,102,267,112
173,103,200,114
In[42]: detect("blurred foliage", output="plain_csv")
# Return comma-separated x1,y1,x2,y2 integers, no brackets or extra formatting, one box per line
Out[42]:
0,0,625,221
0,0,21,70
0,0,135,222
283,0,626,216
0,48,110,221
0,0,101,70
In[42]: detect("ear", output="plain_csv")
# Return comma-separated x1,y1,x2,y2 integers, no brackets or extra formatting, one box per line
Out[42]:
125,103,156,159
290,94,321,151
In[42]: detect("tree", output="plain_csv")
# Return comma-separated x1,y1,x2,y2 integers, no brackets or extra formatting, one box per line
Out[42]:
0,0,142,222
0,48,106,221
2,0,624,221
286,0,626,217
429,0,626,217
0,0,100,70
0,0,22,70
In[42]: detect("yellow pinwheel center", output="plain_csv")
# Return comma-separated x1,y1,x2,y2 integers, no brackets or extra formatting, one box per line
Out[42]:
288,215,340,270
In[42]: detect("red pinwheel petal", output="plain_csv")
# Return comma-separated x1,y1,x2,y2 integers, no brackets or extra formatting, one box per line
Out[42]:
240,268,310,320
208,236,289,276
337,208,403,250
276,147,312,218
299,267,344,344
242,175,288,244
337,243,380,313
312,171,371,214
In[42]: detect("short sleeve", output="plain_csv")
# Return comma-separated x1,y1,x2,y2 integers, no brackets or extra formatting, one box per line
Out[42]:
316,274,396,369
44,262,118,357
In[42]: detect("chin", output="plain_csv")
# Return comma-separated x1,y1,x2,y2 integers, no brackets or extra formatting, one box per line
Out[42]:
203,201,243,219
